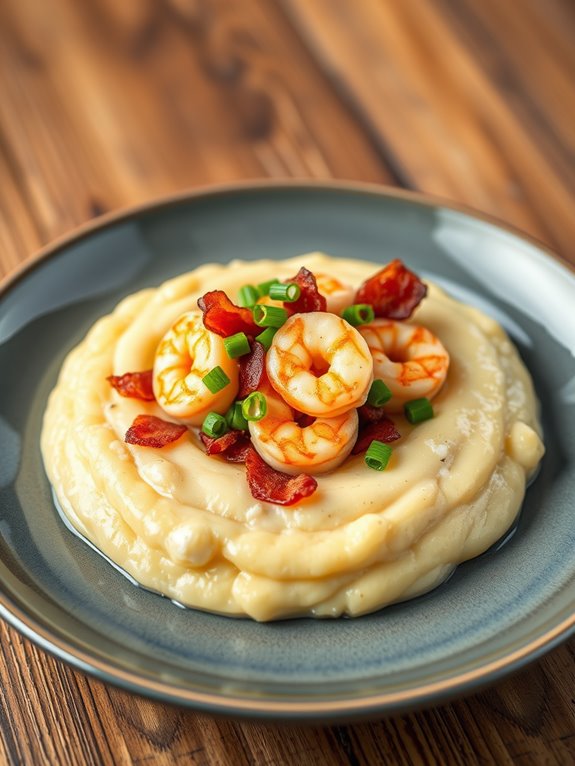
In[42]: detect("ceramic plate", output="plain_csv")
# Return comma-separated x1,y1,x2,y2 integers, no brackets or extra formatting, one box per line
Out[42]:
1,182,574,722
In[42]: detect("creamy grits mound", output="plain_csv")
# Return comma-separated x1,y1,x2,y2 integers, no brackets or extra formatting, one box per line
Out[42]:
41,253,545,621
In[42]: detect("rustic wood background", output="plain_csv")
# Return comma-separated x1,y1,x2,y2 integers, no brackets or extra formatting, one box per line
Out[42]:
1,0,574,763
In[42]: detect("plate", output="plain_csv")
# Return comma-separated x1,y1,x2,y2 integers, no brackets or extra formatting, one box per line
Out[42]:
1,181,574,722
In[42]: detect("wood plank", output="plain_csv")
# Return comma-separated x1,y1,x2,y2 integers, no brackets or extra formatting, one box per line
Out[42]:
281,0,575,259
0,0,393,264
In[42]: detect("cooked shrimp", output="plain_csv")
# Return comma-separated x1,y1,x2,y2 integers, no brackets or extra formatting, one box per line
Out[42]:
315,273,355,315
266,312,373,418
153,311,238,426
249,384,359,475
358,320,449,412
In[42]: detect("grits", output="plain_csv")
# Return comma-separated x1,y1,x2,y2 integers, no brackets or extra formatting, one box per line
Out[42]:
41,253,544,621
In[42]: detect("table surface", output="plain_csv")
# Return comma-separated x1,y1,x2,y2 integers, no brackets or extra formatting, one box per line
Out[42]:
1,0,574,763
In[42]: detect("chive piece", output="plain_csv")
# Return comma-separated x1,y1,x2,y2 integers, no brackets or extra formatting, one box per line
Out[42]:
223,331,251,359
202,366,230,394
268,282,301,302
404,397,434,424
225,402,249,431
252,304,288,328
257,278,280,297
237,285,260,307
241,392,267,421
365,440,393,471
367,379,392,407
342,303,375,327
202,412,229,438
255,326,277,350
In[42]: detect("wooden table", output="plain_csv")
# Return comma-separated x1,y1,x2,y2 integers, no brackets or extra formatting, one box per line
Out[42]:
1,1,574,763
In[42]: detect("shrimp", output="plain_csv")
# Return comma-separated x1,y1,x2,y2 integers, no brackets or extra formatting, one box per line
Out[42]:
315,273,355,315
153,311,239,426
249,384,359,475
358,319,449,412
266,312,373,418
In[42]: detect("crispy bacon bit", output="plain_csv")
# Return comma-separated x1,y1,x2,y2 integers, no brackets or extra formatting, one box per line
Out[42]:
107,370,155,401
198,290,259,337
245,447,318,506
355,259,427,320
238,341,266,399
199,430,251,463
352,418,401,455
284,267,327,314
125,415,187,448
358,403,389,425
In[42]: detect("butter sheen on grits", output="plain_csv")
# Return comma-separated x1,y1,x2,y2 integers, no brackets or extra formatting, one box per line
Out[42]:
41,253,545,621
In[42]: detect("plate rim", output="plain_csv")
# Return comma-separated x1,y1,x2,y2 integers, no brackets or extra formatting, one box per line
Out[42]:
1,179,574,720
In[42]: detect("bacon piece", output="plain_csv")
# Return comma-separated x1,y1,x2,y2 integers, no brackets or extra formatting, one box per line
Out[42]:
199,430,251,463
352,418,401,455
107,370,155,401
238,341,266,399
355,259,427,320
358,403,389,425
198,290,259,337
125,415,187,448
245,447,318,506
284,267,327,314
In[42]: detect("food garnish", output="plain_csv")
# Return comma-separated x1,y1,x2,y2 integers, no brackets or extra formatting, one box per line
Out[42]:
197,290,259,337
284,266,326,314
112,260,443,504
124,414,187,448
202,366,231,394
364,440,393,471
355,259,427,319
237,340,266,398
245,446,318,506
404,397,434,424
107,370,155,401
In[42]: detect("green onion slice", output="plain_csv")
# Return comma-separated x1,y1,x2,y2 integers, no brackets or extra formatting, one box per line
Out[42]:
404,397,434,424
202,412,229,438
252,304,288,328
202,366,230,394
365,440,393,471
268,282,301,302
241,392,267,421
223,332,251,359
255,326,277,351
225,401,249,431
342,303,375,327
367,379,392,407
257,278,280,297
237,285,260,308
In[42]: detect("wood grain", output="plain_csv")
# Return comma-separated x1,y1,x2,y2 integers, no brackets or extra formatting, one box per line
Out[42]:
281,0,575,257
0,0,574,764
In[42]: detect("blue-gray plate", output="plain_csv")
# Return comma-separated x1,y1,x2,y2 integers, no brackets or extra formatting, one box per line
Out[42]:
0,182,574,722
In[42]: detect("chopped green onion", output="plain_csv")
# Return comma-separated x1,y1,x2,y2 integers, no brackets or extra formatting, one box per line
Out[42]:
225,402,248,431
202,412,229,438
367,379,392,407
223,332,251,359
202,366,230,394
342,303,375,327
237,284,260,307
268,282,301,302
404,397,434,424
365,440,393,471
257,278,280,297
252,304,288,328
241,392,267,421
255,326,277,350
